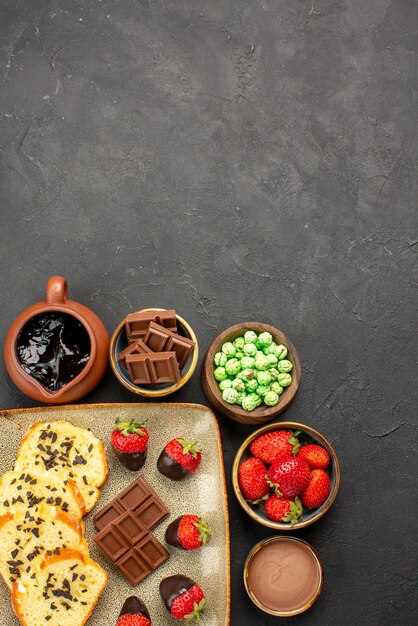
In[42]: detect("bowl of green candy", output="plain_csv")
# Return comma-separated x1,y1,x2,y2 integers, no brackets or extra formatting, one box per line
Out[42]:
201,322,301,424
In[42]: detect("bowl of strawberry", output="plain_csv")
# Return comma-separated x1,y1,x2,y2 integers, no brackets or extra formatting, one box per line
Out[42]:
232,422,340,530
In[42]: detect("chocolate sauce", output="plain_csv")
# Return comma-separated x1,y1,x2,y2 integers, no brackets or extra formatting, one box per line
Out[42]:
165,516,182,548
159,575,195,611
16,312,90,392
113,448,147,471
157,451,188,480
119,596,150,619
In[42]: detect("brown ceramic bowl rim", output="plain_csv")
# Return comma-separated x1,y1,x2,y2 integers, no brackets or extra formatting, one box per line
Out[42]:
7,304,98,399
203,322,301,420
109,308,199,397
232,421,341,530
243,535,323,617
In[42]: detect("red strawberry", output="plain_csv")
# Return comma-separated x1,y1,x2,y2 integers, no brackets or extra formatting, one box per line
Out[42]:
166,515,211,550
267,457,311,497
298,444,330,469
250,430,300,464
238,457,270,503
111,418,149,470
264,494,302,525
157,438,202,480
117,616,150,626
116,596,151,626
160,575,206,622
300,469,330,508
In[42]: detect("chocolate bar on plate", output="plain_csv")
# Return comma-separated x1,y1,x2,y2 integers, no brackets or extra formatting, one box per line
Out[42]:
94,478,170,585
125,310,177,341
144,322,195,370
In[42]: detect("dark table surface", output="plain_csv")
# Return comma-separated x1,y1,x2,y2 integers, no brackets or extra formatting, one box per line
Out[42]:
0,1,417,625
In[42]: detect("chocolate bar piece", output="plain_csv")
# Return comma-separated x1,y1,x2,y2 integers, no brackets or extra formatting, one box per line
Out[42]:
144,322,195,370
125,310,177,341
118,339,152,369
94,478,170,585
94,477,170,531
125,352,180,385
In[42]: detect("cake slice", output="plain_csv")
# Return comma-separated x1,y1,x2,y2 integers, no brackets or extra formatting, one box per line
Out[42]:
0,506,87,589
0,470,85,519
14,421,108,512
12,548,107,626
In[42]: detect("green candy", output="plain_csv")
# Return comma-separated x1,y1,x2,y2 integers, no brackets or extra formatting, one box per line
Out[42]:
225,358,241,376
238,368,255,382
256,370,271,386
219,379,232,391
235,391,247,405
275,344,288,360
258,331,273,347
263,342,278,356
221,342,236,357
240,356,255,369
247,393,262,407
214,366,227,382
255,339,263,350
241,395,257,411
231,378,246,392
278,372,292,387
222,387,238,404
264,390,279,406
214,352,227,367
268,367,279,381
245,378,258,393
266,353,278,367
255,353,269,371
256,385,270,398
233,336,245,351
243,343,257,357
244,330,258,344
235,351,244,360
277,359,293,373
270,381,284,395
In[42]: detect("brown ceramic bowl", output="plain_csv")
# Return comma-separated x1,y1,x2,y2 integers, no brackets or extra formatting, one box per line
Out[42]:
232,422,340,530
243,536,323,617
4,276,109,404
201,322,301,424
110,309,199,397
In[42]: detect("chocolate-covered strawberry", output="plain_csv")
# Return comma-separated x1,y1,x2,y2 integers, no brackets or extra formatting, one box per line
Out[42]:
160,575,206,622
166,515,211,550
116,596,151,626
111,418,149,471
157,438,201,480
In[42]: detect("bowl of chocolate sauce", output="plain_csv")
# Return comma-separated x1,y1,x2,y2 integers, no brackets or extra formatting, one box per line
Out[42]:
4,276,109,404
244,536,323,616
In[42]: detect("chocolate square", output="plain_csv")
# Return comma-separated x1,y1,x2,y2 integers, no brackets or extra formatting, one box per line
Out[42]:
94,526,128,561
94,501,126,531
134,496,169,530
118,478,150,511
114,511,147,545
116,550,151,585
136,535,170,569
117,339,152,369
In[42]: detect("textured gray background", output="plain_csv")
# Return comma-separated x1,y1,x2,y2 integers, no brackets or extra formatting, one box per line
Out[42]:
0,1,417,625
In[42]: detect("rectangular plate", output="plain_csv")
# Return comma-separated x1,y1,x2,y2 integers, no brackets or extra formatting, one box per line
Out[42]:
0,403,230,626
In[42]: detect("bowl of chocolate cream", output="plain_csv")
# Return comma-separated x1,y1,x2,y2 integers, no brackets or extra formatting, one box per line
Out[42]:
4,276,109,403
244,536,323,616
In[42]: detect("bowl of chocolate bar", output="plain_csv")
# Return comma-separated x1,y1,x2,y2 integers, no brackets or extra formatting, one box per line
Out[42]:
110,308,199,397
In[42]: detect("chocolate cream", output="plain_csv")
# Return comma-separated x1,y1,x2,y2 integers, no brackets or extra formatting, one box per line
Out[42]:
247,538,321,613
